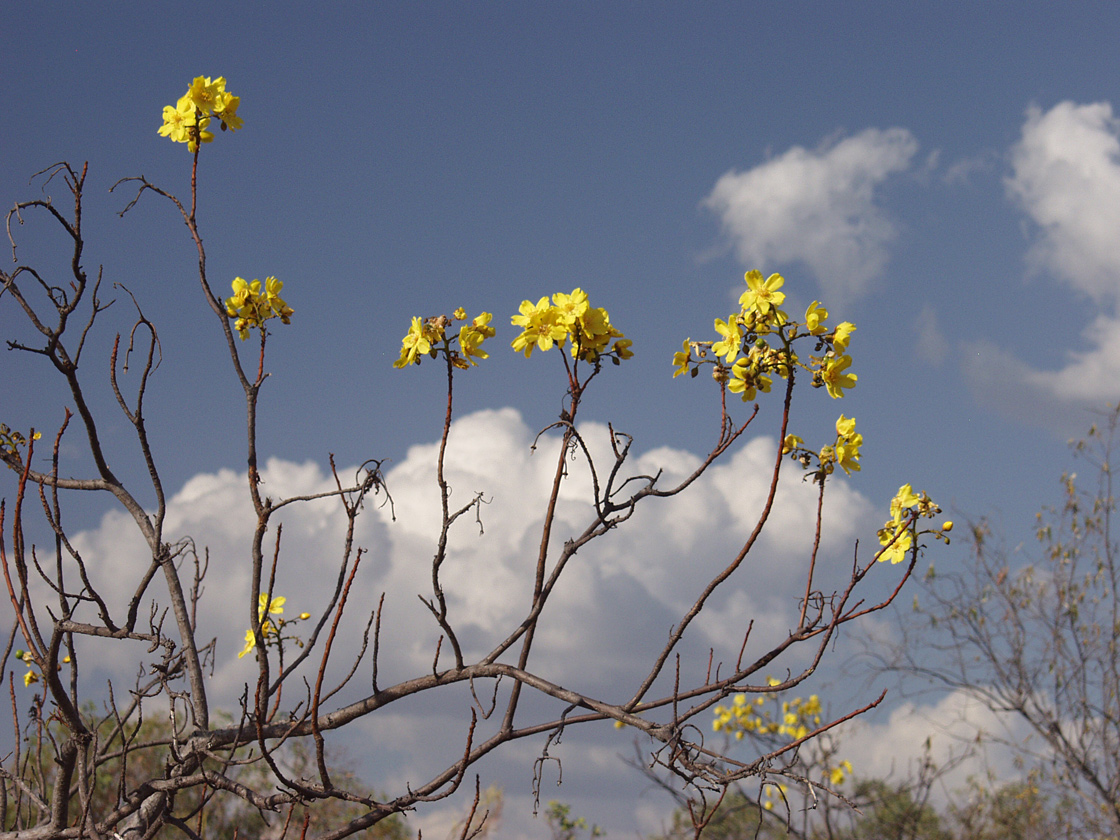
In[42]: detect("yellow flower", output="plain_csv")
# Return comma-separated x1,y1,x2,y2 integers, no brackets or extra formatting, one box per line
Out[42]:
942,520,954,532
820,354,857,399
551,288,590,325
237,628,258,659
187,76,226,114
805,301,829,335
23,670,39,687
259,593,285,619
510,291,623,363
394,316,436,368
158,95,197,144
878,524,913,564
829,760,853,786
571,305,619,361
159,76,241,149
458,312,495,366
712,316,743,363
728,356,772,402
214,91,243,131
239,594,287,659
511,296,565,358
889,483,921,519
835,446,860,475
738,270,786,316
782,434,804,455
453,307,467,320
672,340,692,378
225,277,293,339
833,321,856,352
834,415,862,475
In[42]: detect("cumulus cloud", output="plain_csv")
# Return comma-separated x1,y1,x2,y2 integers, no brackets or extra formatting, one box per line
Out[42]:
839,688,1027,803
41,408,889,837
703,128,919,302
967,102,1120,412
1007,101,1120,301
914,304,949,367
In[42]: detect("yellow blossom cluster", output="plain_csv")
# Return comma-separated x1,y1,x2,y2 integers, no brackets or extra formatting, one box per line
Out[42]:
511,288,632,363
672,271,857,400
239,594,285,659
713,685,855,806
393,309,496,369
224,277,294,340
876,483,952,564
762,782,789,811
12,649,70,688
712,687,823,741
237,594,311,659
784,415,864,478
828,759,855,786
158,76,242,152
830,415,862,475
13,650,37,687
0,424,41,462
237,593,312,659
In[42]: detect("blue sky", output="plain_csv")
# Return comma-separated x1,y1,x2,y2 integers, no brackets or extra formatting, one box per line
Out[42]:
5,3,1120,837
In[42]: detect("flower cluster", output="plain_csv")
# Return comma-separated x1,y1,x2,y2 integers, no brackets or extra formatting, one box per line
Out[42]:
672,271,857,400
713,684,855,806
224,277,294,340
511,289,632,363
0,424,40,463
238,593,312,659
12,649,69,688
784,414,864,479
393,309,496,369
159,76,242,152
13,650,37,687
712,685,823,741
876,483,952,564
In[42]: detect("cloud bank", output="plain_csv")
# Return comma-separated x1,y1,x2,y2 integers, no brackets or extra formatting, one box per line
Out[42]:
969,101,1120,414
704,128,919,302
1008,102,1120,302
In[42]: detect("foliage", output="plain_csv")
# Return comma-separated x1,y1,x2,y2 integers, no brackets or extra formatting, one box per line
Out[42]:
1,76,943,839
653,773,1068,840
545,801,603,840
832,779,950,840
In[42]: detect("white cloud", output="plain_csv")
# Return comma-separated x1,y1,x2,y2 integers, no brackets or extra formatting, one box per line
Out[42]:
941,151,998,186
1023,314,1120,402
915,304,949,366
703,128,918,302
839,688,1027,803
41,408,891,836
1007,101,1120,301
967,102,1120,411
